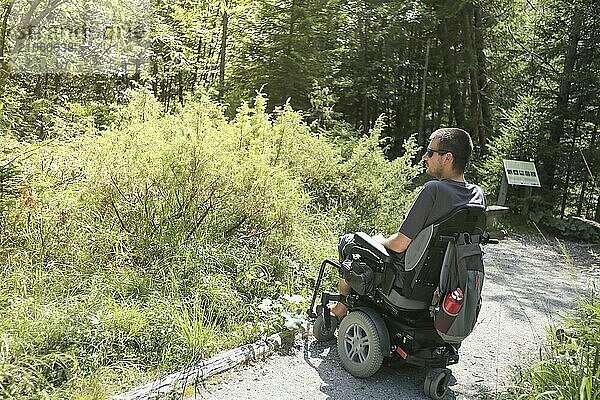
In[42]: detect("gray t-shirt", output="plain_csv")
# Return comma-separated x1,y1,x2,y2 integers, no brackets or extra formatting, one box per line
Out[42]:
399,179,486,239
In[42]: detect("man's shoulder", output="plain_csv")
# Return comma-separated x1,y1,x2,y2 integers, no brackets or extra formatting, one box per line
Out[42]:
464,181,484,191
422,179,458,190
420,180,485,200
422,180,442,190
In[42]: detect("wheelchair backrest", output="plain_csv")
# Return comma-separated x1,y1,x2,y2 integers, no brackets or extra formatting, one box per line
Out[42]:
397,204,486,302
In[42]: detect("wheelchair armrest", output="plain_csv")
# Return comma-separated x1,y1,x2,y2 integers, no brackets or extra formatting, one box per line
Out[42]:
354,232,391,262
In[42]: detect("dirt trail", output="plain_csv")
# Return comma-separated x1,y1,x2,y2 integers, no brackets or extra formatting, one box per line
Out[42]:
188,235,599,400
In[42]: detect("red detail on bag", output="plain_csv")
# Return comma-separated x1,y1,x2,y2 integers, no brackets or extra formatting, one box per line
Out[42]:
443,288,463,316
434,287,464,333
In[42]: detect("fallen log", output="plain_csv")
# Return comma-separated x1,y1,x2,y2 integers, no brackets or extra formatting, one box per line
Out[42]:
114,331,293,400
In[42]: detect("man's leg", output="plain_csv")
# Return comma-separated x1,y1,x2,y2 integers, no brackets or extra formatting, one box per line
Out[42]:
330,277,350,318
331,234,354,319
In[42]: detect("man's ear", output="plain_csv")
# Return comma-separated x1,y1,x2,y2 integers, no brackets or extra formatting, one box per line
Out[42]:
444,152,453,165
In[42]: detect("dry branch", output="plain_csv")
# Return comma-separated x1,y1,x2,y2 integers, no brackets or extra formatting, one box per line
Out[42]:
113,331,293,400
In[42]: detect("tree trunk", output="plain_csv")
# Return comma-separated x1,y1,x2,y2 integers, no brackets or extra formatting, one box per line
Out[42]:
447,97,454,126
114,332,292,400
474,5,492,148
361,8,369,134
0,0,14,91
435,74,446,128
418,38,430,146
133,61,141,85
587,124,598,219
152,60,158,96
392,62,406,156
462,6,481,144
191,37,202,92
577,179,587,216
177,70,183,105
218,1,228,100
440,19,465,129
560,122,578,218
200,20,219,85
165,76,172,112
545,12,581,192
12,0,62,58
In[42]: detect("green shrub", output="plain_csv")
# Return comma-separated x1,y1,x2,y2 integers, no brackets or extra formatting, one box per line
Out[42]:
529,210,600,242
475,95,550,198
0,90,420,398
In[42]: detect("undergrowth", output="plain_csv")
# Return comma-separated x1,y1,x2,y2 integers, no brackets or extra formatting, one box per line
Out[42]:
0,90,421,398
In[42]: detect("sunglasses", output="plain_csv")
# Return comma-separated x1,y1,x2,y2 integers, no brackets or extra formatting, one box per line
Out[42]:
425,148,452,157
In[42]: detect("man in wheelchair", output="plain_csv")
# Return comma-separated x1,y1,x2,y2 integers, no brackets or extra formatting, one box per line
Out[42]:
331,127,485,319
308,128,490,399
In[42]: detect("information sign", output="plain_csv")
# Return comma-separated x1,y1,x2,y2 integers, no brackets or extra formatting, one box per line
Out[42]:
503,160,541,187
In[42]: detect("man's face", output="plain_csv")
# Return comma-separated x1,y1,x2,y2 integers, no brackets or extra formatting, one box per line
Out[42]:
422,138,447,179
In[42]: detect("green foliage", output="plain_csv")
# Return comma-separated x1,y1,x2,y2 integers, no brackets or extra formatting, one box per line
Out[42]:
226,0,343,111
0,90,419,398
476,95,550,197
505,294,600,400
334,118,421,233
0,134,24,233
529,211,600,242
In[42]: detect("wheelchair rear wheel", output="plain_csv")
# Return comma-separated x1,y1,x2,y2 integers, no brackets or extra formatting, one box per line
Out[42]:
313,313,338,341
423,367,451,399
336,310,384,378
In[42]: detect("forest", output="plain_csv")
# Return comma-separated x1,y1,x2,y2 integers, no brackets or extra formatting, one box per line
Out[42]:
0,0,599,398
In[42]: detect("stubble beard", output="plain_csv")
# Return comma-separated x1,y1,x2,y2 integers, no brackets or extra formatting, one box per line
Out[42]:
425,161,442,179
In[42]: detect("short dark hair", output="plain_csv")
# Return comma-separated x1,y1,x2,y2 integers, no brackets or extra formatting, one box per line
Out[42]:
429,128,473,173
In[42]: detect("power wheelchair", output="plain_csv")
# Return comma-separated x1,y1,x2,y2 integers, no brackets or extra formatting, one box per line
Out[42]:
307,204,497,399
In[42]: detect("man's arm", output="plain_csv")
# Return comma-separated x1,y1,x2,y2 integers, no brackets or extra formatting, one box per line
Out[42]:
379,232,412,254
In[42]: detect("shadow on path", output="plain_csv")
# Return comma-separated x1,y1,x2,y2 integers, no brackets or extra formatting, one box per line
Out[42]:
301,335,457,400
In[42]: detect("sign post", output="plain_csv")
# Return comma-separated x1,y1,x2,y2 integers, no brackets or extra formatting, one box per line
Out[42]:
502,160,541,216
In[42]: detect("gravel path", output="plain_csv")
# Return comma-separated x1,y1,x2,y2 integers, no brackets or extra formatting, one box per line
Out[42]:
188,235,599,400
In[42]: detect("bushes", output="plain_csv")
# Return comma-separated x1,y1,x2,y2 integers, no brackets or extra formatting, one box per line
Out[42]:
529,211,600,242
475,95,550,198
0,90,420,398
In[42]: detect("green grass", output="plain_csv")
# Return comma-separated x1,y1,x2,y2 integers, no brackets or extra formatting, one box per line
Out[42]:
502,293,600,400
500,244,600,400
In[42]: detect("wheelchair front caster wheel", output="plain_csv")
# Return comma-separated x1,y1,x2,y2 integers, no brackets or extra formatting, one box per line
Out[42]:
423,367,451,399
313,313,338,341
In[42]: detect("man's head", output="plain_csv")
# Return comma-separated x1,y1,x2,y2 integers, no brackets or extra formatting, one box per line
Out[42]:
422,128,473,179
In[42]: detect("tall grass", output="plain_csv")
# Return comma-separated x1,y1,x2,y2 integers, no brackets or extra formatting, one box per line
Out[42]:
0,90,421,398
505,293,600,400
